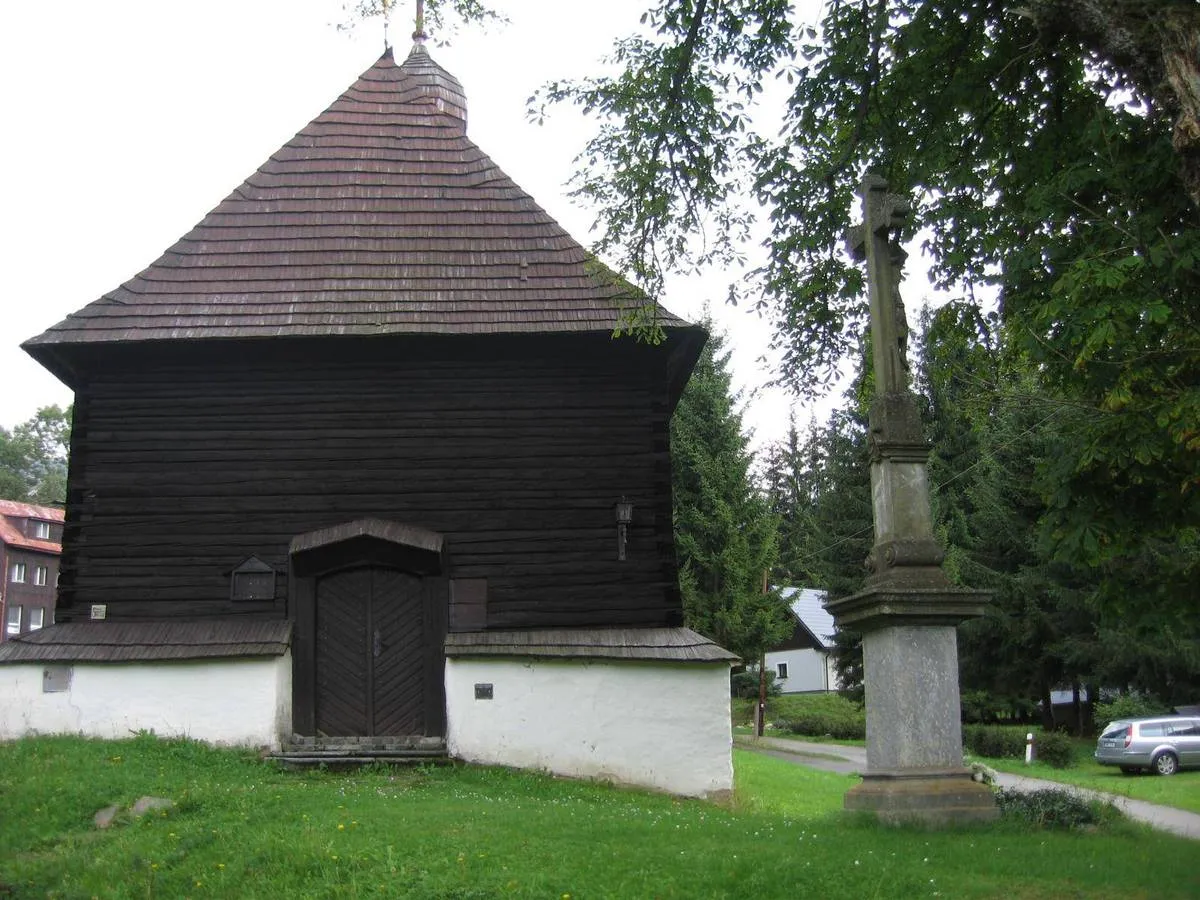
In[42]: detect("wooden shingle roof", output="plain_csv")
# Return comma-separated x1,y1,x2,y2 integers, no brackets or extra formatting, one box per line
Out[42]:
0,620,291,664
445,627,739,663
24,43,691,366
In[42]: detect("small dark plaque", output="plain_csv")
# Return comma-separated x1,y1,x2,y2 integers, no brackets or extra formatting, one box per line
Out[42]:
474,683,493,700
43,666,72,693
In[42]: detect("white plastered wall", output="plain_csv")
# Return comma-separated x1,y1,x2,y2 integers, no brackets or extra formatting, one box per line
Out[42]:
0,654,292,748
765,647,838,694
445,657,733,797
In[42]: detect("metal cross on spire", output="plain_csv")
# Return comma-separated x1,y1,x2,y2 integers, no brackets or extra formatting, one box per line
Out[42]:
413,0,428,43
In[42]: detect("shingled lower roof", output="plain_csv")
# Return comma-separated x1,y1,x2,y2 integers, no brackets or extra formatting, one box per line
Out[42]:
445,627,739,663
0,620,291,664
24,43,690,360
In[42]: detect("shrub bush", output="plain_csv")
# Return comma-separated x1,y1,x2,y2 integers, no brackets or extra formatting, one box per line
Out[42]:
730,669,781,699
995,788,1118,830
960,690,997,724
963,725,1026,759
1033,730,1076,768
1094,692,1169,727
775,693,866,740
730,698,755,726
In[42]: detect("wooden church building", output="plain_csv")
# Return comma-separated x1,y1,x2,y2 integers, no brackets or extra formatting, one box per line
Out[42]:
0,40,736,796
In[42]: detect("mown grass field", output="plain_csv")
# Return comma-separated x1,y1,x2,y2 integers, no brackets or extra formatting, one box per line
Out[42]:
2,735,1198,899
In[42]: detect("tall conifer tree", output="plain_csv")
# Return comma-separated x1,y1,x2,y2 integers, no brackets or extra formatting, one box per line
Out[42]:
671,321,789,663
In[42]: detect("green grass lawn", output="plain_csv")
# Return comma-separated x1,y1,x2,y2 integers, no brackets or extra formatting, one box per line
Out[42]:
1,735,1198,899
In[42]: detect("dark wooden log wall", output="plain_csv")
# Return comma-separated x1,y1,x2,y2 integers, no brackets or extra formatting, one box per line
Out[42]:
57,334,684,630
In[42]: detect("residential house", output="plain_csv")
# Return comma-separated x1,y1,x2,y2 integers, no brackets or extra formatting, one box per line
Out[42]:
0,500,63,642
764,587,839,694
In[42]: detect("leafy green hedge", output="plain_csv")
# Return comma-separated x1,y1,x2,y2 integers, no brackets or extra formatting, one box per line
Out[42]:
963,725,1027,759
1033,731,1076,768
774,693,866,741
995,788,1119,830
962,725,1076,768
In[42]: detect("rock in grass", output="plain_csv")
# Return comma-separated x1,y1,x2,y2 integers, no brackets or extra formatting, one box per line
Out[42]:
94,797,174,829
130,797,174,818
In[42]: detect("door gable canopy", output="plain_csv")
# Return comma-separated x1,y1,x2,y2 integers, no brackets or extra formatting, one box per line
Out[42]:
291,518,445,577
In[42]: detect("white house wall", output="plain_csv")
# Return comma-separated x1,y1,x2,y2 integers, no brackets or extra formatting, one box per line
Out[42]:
445,657,733,797
0,654,292,748
765,647,837,694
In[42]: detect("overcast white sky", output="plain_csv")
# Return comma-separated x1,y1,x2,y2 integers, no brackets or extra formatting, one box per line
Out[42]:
0,0,876,453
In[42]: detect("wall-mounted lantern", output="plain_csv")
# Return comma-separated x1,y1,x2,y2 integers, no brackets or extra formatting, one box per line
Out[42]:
615,497,634,561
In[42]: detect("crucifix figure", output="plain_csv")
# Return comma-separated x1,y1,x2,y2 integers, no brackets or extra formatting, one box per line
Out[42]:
845,174,911,396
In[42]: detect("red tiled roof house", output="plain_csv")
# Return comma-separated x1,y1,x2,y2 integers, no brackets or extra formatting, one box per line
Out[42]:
0,500,64,641
0,42,734,795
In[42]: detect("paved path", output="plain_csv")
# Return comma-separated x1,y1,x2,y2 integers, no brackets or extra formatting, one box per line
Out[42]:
734,734,1200,840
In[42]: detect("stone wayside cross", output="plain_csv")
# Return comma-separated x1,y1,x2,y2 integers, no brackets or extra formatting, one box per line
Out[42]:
827,175,997,825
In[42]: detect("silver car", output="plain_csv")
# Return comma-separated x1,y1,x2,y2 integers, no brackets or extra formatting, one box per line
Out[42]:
1094,715,1200,775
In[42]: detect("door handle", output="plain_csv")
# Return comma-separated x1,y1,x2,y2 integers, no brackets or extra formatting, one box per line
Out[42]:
373,629,382,658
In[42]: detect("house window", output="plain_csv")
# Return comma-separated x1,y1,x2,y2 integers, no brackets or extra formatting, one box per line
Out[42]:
5,605,21,635
10,562,26,583
35,566,48,586
29,607,45,631
32,521,51,539
776,662,789,680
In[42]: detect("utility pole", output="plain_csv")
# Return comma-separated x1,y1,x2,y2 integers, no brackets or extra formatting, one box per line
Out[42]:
756,569,769,737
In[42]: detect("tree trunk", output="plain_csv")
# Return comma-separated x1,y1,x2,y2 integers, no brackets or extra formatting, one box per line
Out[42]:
1161,7,1200,210
1039,684,1056,731
1029,0,1200,210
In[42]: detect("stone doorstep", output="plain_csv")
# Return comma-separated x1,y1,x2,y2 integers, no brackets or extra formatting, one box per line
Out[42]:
275,748,447,758
268,755,455,770
268,735,450,768
286,734,446,752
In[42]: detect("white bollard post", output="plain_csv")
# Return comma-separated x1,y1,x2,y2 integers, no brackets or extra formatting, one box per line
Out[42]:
1025,732,1034,765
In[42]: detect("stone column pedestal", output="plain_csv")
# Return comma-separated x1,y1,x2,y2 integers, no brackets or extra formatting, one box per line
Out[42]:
829,586,998,825
833,620,997,824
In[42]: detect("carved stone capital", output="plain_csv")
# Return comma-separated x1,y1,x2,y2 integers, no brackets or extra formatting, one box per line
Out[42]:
865,539,946,575
826,583,991,632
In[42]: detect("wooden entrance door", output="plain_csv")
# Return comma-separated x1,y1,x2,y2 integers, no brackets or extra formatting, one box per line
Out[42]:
314,566,437,737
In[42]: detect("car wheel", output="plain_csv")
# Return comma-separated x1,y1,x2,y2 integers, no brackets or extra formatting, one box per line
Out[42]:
1119,766,1140,775
1153,753,1179,776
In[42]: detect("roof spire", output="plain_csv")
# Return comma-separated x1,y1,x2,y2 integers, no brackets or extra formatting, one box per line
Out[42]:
413,0,427,44
380,0,393,51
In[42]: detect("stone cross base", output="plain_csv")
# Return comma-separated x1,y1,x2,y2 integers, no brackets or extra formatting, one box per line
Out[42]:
845,770,999,825
843,621,998,825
